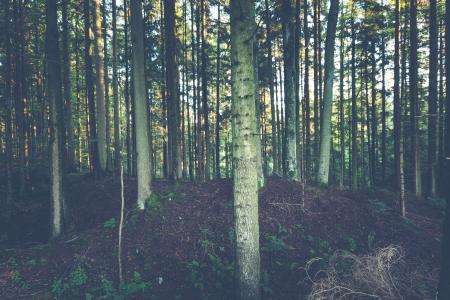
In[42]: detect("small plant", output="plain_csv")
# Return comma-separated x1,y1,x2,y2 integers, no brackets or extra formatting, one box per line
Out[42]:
263,234,293,252
347,237,358,253
103,217,117,229
11,271,29,290
145,193,161,217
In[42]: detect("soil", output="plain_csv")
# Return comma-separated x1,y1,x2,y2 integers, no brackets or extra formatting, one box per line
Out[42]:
0,174,444,299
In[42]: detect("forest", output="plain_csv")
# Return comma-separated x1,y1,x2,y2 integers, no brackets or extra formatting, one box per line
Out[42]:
0,0,449,298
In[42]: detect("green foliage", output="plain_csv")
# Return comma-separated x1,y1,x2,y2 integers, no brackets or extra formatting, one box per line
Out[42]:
103,218,117,229
51,266,88,297
263,224,293,252
260,271,273,296
11,271,29,290
145,193,161,217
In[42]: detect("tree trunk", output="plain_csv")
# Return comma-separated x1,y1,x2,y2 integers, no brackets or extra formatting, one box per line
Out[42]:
230,0,261,298
201,0,210,180
102,0,112,172
350,4,357,190
437,0,450,296
112,0,120,171
215,0,221,179
84,0,101,176
130,0,152,209
45,0,64,237
282,0,298,181
92,0,107,172
62,0,75,172
409,0,421,197
4,0,13,205
317,0,339,185
164,0,181,180
428,0,438,197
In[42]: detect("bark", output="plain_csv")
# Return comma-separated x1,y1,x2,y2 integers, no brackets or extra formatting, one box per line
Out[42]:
303,0,311,181
46,0,64,237
112,0,120,171
428,0,438,197
92,0,107,172
4,0,13,205
130,0,152,209
437,0,450,296
62,0,75,172
281,0,298,180
84,0,101,176
409,0,421,197
102,0,112,172
215,0,221,179
317,0,339,185
201,0,210,180
350,5,357,190
231,0,261,298
164,0,181,180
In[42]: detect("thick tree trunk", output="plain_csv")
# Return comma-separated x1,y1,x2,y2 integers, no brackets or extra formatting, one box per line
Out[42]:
317,0,339,185
230,0,261,298
45,0,64,237
130,0,152,209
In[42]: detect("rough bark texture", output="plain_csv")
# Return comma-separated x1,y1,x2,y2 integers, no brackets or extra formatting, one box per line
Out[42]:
231,0,261,298
112,0,120,171
130,0,152,209
46,0,64,237
317,0,339,185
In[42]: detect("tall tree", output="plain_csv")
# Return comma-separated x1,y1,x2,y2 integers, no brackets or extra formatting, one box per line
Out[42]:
230,0,261,298
62,0,75,172
112,0,120,170
215,0,221,179
45,0,64,237
93,0,107,172
317,0,339,185
281,0,298,180
303,0,311,180
409,0,421,197
130,0,152,208
428,0,438,197
350,3,357,190
4,0,13,205
437,0,450,296
201,0,210,180
164,0,181,180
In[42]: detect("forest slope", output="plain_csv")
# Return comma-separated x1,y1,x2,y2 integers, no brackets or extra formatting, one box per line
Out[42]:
0,176,443,299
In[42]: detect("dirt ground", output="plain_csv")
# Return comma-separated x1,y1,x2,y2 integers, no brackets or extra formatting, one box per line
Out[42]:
0,174,444,299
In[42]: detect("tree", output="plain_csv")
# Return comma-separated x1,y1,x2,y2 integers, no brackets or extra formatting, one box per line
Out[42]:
130,0,152,209
93,0,107,172
409,0,421,197
281,0,298,180
45,0,64,237
4,0,13,205
165,0,181,180
230,0,261,298
112,0,120,171
437,0,450,296
428,0,438,197
317,0,339,185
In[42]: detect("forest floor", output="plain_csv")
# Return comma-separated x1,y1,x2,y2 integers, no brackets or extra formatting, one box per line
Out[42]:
0,174,445,299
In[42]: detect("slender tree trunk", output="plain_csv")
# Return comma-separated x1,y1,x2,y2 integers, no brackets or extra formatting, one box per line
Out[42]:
409,0,421,197
4,0,13,205
46,0,64,237
112,0,120,171
201,0,210,180
381,32,387,183
428,0,438,197
231,0,261,297
102,0,112,172
303,0,311,181
215,0,221,179
437,0,450,295
317,0,339,185
84,0,101,176
62,0,75,172
92,0,107,172
339,5,345,189
394,0,406,216
350,5,357,190
130,0,152,208
281,0,298,181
